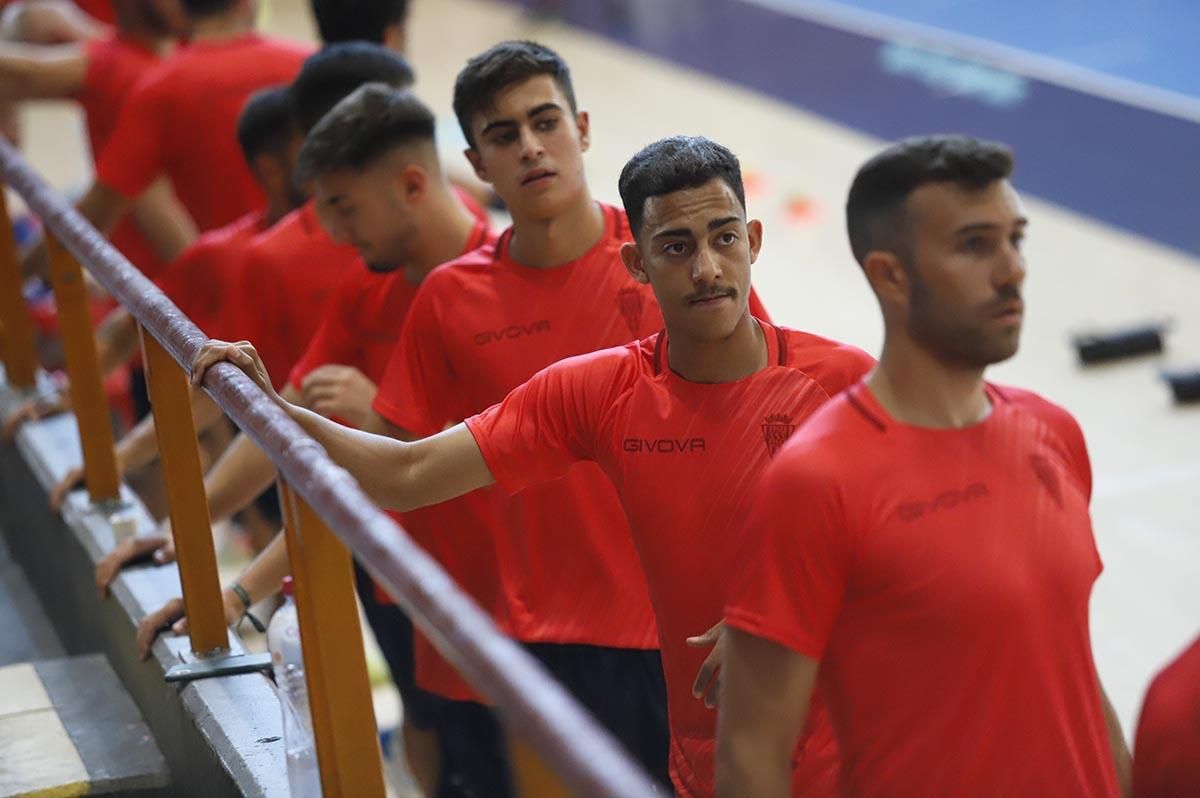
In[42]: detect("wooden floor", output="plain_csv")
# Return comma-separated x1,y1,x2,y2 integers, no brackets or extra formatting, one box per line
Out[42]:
18,0,1200,742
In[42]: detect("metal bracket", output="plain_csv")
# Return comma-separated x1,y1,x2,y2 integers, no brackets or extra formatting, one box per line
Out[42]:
165,651,273,684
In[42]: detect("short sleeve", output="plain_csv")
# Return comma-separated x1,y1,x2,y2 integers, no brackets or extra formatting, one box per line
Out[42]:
464,352,621,495
1016,391,1093,503
373,278,459,436
724,443,853,660
95,72,169,200
289,276,360,391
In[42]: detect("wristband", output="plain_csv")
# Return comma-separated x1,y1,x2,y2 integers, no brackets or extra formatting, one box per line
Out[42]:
228,582,266,634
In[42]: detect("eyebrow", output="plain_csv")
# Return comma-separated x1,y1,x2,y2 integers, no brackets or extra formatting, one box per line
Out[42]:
651,215,743,240
953,217,1028,236
479,102,564,138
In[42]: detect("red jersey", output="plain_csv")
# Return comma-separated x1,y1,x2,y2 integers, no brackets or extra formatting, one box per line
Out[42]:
726,383,1121,797
75,0,115,24
222,201,361,389
153,209,267,338
78,34,164,280
466,321,872,797
1133,634,1200,798
374,205,662,653
95,34,309,232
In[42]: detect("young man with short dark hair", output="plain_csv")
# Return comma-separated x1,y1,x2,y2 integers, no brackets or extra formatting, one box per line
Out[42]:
75,0,310,250
0,0,188,277
718,135,1131,797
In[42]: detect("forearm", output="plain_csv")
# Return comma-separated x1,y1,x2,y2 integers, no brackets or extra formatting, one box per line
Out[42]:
95,308,139,378
228,531,289,610
283,401,414,510
114,390,222,473
203,432,276,525
76,182,128,238
128,179,197,263
1100,686,1132,797
716,737,793,798
115,412,162,472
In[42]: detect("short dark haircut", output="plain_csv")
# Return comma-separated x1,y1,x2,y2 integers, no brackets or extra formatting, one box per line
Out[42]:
452,40,576,148
180,0,237,17
296,84,435,183
290,43,415,134
309,0,408,45
618,136,746,237
236,85,297,165
846,134,1014,265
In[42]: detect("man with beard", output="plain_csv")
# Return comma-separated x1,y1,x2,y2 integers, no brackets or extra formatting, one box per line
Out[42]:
717,135,1132,797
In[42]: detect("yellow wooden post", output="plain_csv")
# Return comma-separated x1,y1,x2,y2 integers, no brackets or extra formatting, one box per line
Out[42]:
0,187,37,388
278,481,386,798
139,326,228,655
45,236,119,502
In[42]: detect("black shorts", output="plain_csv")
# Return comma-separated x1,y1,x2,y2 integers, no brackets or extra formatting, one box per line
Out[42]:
351,560,441,731
249,483,283,527
433,696,514,798
524,642,670,789
129,366,152,422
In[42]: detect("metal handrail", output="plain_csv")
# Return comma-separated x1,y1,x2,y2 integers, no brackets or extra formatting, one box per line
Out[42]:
0,138,659,798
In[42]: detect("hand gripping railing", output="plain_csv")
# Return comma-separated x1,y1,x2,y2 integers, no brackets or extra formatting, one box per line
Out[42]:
0,138,661,798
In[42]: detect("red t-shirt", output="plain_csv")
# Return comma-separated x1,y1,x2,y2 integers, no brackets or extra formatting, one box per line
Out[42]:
225,201,361,388
1133,634,1200,798
726,383,1121,797
153,209,267,338
466,321,872,797
95,34,310,232
78,34,164,280
76,0,115,24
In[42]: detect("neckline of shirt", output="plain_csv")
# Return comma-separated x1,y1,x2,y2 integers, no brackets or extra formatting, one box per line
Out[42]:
653,317,783,386
846,381,1009,435
492,202,618,274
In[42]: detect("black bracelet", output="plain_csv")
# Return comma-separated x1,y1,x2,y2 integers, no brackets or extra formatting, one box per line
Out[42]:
229,581,252,611
229,582,266,634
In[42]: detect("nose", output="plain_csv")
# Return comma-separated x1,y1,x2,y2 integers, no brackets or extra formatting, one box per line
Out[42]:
518,125,544,162
994,242,1027,290
691,243,723,284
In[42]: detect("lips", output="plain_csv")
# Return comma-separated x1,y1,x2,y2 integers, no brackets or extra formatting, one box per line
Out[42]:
521,168,557,186
992,301,1024,322
686,290,736,307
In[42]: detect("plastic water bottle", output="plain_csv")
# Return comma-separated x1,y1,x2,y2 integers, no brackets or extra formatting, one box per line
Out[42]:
266,577,322,797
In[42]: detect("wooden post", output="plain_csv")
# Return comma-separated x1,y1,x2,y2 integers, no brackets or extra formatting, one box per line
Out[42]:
278,481,386,798
0,186,37,388
45,236,119,502
139,326,228,655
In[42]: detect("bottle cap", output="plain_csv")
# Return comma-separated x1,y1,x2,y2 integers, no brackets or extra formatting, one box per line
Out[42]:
281,576,294,597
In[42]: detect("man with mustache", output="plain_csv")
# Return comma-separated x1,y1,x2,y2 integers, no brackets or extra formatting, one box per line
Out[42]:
718,134,1131,797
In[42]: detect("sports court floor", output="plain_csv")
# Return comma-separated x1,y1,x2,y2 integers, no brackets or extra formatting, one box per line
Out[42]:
17,0,1199,751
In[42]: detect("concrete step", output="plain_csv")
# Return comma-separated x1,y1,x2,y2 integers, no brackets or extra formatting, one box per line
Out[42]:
0,655,169,797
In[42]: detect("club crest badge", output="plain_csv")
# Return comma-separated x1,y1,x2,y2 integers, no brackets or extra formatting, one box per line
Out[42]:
761,413,795,456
